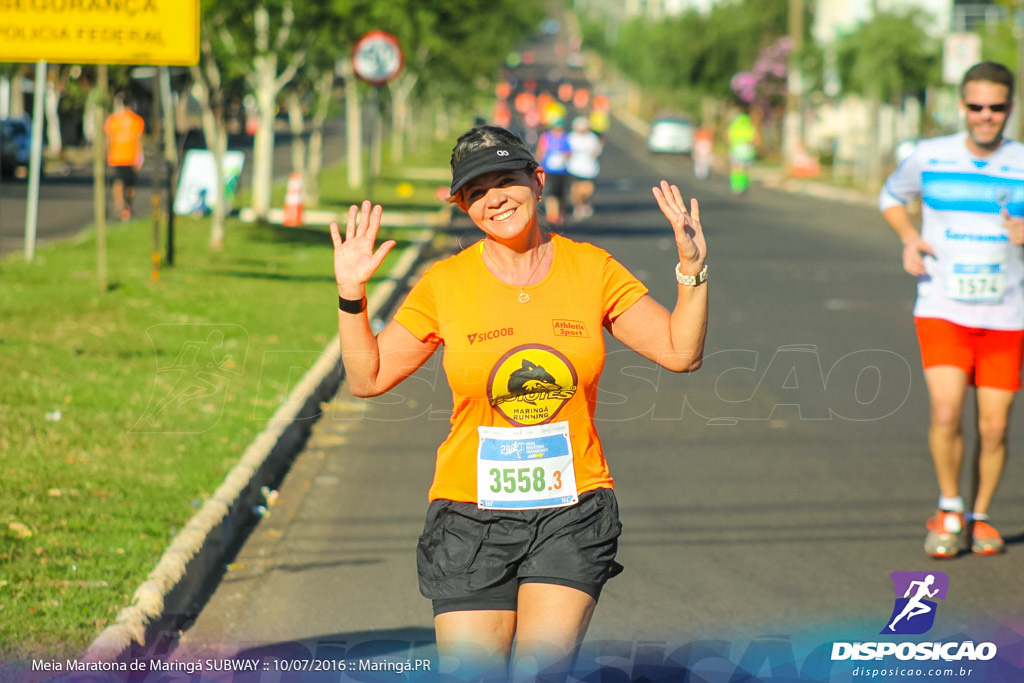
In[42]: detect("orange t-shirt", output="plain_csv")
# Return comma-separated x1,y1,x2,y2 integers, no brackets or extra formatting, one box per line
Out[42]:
105,109,145,167
393,234,648,503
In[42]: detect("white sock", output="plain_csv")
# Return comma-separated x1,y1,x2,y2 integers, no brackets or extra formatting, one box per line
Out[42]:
938,496,964,513
967,512,989,522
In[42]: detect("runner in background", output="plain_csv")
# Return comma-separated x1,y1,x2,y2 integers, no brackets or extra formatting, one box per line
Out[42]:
589,95,611,140
726,106,756,196
879,61,1024,558
693,125,714,181
104,97,145,220
535,119,571,225
567,116,603,220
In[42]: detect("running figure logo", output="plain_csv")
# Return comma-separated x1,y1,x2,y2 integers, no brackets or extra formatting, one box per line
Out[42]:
881,571,949,635
132,324,248,434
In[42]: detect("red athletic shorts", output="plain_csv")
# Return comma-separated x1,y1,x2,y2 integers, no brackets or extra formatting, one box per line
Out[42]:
915,317,1024,391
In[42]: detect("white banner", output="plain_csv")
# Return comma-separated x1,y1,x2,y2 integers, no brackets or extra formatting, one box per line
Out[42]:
173,150,245,216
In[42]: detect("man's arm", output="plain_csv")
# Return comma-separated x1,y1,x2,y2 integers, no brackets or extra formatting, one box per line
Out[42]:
881,204,932,277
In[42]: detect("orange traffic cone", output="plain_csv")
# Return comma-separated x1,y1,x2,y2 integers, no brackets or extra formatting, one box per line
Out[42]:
283,173,304,227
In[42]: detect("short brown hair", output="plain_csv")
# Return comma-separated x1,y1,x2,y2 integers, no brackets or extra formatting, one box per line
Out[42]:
960,62,1015,101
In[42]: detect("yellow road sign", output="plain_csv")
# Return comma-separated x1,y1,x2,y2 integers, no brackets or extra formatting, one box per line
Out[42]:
0,0,198,65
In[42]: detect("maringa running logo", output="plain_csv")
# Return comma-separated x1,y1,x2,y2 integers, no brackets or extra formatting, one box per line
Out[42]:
488,344,577,426
882,571,948,635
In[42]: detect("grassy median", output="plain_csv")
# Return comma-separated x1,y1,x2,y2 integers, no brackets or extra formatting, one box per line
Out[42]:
0,146,453,663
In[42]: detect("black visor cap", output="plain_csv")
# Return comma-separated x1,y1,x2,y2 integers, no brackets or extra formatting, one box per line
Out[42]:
450,146,536,196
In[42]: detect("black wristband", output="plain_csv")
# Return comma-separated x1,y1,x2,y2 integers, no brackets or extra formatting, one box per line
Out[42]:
338,295,367,314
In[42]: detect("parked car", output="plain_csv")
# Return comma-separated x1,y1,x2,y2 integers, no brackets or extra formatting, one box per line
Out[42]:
647,113,695,155
0,128,16,177
1,118,31,177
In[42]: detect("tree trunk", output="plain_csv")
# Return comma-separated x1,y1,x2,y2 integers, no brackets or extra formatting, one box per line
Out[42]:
10,69,25,118
433,100,450,141
340,61,362,189
189,69,229,251
389,73,416,166
305,70,333,206
45,76,62,156
201,105,229,251
286,90,306,179
866,90,882,192
176,88,192,134
250,54,278,221
83,95,96,144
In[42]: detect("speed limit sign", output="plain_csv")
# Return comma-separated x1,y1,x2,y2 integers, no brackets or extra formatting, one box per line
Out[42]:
353,30,404,85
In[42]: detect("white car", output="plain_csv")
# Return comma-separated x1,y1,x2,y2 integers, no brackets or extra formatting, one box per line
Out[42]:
647,114,695,155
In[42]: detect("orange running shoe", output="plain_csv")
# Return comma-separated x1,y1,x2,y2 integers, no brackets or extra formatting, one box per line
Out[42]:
924,510,963,558
970,520,1005,555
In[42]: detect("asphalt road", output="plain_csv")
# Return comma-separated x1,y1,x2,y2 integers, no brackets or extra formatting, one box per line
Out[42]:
170,113,1024,682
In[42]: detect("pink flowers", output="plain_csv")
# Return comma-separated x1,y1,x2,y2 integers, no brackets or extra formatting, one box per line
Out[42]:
731,36,793,104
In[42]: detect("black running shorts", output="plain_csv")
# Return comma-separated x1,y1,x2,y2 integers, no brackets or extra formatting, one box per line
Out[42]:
112,165,137,188
416,488,623,615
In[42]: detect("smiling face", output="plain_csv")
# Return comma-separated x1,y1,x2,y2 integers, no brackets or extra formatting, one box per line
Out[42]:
961,80,1012,156
457,166,546,243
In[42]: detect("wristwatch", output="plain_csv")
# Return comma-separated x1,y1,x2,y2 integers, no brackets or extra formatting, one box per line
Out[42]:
675,262,708,286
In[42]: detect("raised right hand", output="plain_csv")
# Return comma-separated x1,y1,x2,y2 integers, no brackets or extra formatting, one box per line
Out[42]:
330,200,396,299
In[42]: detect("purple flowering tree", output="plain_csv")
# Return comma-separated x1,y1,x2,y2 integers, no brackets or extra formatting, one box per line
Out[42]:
730,36,792,149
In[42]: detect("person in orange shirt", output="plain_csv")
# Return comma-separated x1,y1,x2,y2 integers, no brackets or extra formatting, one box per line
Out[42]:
693,126,714,181
104,98,145,220
329,125,708,680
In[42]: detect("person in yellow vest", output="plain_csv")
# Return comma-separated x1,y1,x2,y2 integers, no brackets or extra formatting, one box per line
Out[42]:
726,106,757,196
329,125,709,679
588,108,610,138
590,95,611,139
104,97,145,220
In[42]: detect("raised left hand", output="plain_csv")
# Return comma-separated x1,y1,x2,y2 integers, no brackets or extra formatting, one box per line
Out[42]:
652,180,706,275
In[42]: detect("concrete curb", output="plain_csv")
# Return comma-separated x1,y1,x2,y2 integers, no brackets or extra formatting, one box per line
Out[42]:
238,206,454,227
82,226,436,664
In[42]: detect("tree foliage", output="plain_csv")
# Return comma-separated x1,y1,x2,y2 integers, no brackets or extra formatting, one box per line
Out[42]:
183,0,544,242
973,1,1017,68
834,9,940,101
604,0,792,112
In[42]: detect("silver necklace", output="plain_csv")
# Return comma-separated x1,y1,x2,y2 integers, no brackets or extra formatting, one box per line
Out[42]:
483,240,550,303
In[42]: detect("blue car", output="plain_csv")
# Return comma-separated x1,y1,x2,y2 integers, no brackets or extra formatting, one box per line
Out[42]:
1,118,31,177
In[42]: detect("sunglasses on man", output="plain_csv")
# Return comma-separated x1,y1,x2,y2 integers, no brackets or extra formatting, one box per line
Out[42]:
964,102,1010,113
